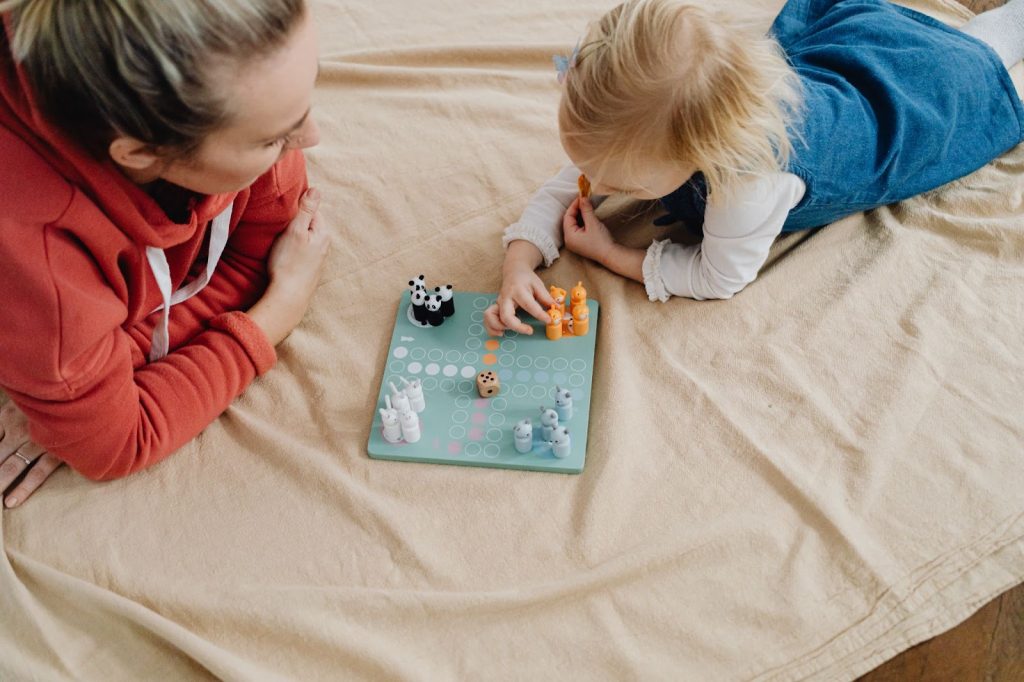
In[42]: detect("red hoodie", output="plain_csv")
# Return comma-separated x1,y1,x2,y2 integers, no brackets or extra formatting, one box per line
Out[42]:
0,23,307,480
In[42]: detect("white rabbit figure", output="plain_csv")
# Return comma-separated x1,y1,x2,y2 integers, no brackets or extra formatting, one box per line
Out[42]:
539,407,559,441
550,426,571,459
401,377,426,413
379,396,403,444
513,418,533,454
398,408,421,443
554,386,573,421
389,382,411,414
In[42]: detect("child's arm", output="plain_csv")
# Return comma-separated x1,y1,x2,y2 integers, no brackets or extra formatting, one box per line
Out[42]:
643,173,805,300
486,164,607,335
501,163,607,266
565,173,805,300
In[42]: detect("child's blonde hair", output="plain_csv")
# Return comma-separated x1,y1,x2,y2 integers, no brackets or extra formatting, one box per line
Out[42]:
559,0,802,197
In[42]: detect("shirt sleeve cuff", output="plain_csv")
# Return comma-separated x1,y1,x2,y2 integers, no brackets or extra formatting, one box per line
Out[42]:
642,239,674,303
209,311,278,376
502,223,561,268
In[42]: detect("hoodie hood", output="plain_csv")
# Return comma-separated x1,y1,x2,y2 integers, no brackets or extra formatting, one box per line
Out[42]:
0,13,233,249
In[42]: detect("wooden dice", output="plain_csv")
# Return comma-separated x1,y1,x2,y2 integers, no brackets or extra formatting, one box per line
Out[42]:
476,370,500,398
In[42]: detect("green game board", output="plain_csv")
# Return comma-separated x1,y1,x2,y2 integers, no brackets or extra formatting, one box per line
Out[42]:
367,290,599,473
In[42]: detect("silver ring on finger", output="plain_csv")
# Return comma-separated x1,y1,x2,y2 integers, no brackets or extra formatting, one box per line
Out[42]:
11,450,33,466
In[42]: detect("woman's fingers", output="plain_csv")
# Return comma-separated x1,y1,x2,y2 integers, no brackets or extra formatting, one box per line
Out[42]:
4,450,62,509
290,187,321,233
1,440,44,499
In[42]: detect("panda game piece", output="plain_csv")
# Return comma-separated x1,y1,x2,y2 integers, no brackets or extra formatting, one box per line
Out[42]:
424,294,444,327
411,289,428,325
435,284,455,318
408,274,426,294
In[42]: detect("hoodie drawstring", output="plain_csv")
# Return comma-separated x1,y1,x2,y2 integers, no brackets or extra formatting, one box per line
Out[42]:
144,204,232,362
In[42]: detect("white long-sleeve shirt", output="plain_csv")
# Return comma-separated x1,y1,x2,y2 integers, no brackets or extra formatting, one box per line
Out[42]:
502,164,806,301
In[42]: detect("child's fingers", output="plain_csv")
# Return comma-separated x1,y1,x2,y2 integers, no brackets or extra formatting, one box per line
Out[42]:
520,295,551,326
578,195,597,225
498,298,533,335
562,196,582,232
532,281,556,310
483,305,505,336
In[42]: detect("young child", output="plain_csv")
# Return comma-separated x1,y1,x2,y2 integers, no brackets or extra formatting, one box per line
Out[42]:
484,0,1024,335
0,0,327,505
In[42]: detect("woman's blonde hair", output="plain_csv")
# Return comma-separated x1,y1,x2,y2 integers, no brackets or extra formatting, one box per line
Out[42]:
0,0,306,158
559,0,801,197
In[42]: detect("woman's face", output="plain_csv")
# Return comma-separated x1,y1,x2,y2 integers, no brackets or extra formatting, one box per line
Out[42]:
157,9,321,195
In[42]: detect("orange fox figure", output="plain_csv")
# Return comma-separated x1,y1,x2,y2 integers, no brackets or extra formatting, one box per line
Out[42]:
572,303,590,336
549,285,567,316
570,281,587,309
546,306,563,340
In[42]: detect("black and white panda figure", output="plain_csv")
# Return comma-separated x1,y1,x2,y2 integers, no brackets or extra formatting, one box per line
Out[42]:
410,288,428,324
424,294,444,327
408,274,426,295
435,284,455,318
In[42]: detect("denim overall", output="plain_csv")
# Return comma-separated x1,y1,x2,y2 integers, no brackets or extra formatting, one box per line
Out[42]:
658,0,1024,232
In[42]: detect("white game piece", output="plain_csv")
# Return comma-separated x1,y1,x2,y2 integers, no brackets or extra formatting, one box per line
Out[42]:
401,377,426,412
389,382,411,413
554,386,573,421
539,407,559,441
399,408,421,443
513,418,533,454
380,398,403,444
550,426,571,459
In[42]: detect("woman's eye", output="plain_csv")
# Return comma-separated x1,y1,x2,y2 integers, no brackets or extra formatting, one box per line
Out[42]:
266,135,290,148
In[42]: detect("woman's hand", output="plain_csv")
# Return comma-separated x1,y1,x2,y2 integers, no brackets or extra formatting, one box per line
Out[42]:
563,196,615,265
248,187,331,345
1,401,63,509
483,240,556,336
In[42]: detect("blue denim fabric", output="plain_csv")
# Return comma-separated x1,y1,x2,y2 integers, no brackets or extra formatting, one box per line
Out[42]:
657,0,1024,233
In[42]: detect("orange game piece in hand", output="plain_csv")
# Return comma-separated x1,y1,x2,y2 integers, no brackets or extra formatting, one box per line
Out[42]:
578,174,591,198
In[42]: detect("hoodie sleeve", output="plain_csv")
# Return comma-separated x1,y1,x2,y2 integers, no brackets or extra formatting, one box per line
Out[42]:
137,149,308,352
0,152,308,481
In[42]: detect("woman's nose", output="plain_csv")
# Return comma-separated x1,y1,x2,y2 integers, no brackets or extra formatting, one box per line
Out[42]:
287,117,320,150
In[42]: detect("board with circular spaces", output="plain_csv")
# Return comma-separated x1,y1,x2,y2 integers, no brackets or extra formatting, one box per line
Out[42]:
367,289,599,473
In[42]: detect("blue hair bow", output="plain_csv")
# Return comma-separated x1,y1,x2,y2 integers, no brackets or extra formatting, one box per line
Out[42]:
552,40,581,83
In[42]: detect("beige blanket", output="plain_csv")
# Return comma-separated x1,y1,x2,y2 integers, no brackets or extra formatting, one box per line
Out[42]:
3,0,1023,679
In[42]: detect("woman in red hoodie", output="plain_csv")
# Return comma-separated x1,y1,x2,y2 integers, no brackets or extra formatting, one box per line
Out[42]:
0,0,328,506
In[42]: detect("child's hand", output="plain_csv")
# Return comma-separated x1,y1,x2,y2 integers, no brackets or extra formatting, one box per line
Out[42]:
563,196,615,265
484,247,556,336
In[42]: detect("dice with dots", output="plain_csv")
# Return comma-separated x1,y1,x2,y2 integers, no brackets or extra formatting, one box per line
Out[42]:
475,370,500,398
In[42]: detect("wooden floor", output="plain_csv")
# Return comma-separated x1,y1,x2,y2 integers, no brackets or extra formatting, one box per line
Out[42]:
857,0,1024,679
